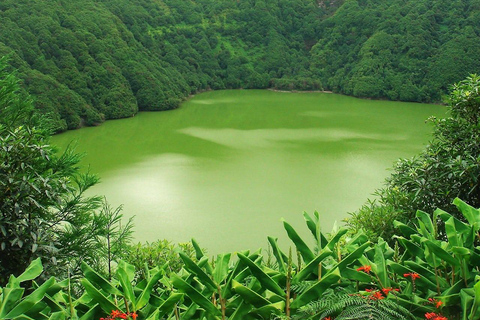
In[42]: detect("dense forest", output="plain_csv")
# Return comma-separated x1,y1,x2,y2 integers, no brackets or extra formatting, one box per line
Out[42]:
1,0,479,131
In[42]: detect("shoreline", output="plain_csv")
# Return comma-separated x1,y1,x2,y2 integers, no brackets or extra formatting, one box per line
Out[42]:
267,88,333,94
55,88,444,135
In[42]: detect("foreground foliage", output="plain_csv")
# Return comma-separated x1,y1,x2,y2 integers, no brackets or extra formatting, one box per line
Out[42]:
0,58,132,284
3,198,480,319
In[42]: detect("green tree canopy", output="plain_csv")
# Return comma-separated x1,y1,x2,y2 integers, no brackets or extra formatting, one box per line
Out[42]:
349,74,480,240
0,58,129,283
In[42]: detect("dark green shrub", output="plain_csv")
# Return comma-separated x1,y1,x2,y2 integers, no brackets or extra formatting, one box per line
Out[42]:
349,75,480,240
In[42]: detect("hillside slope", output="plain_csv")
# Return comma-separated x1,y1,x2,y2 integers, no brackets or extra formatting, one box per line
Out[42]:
1,0,478,130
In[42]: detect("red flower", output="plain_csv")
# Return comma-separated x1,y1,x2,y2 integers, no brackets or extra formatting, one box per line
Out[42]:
356,265,372,274
372,291,384,300
130,313,138,320
381,287,400,295
119,314,128,320
428,298,443,308
365,288,374,292
403,272,420,280
323,317,332,320
425,312,448,320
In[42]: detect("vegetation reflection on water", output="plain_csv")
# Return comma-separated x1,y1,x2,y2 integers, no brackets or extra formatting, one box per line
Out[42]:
51,90,445,254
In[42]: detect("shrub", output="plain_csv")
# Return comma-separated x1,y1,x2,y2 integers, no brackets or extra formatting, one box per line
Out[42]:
349,75,480,240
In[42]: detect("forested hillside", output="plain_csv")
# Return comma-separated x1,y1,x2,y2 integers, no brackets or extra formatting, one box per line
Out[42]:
1,0,479,131
311,0,480,101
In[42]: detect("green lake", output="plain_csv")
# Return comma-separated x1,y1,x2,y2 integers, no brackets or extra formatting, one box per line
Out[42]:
51,90,446,254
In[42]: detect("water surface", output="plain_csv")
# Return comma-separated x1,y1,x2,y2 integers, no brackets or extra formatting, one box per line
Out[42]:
52,90,445,254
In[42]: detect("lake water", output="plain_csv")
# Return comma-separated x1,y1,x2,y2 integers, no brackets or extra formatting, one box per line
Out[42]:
51,90,445,254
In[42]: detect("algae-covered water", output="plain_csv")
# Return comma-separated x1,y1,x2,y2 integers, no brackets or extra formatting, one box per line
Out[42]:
52,90,445,254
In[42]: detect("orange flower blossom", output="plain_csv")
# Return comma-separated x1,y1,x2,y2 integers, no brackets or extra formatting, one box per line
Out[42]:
356,265,372,274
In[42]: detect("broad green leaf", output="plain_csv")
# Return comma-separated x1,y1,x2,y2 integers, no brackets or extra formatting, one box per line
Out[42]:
81,262,122,296
390,295,433,312
16,258,43,283
303,211,328,248
213,253,231,284
445,216,461,247
267,237,286,274
117,261,135,283
326,228,349,252
470,280,480,320
79,304,101,320
170,274,221,317
293,249,332,283
222,254,253,298
192,238,213,275
12,315,35,319
157,293,184,318
6,275,19,289
435,208,454,222
326,242,370,276
440,293,461,306
374,245,389,288
232,280,272,307
24,300,47,317
237,253,285,297
0,288,25,318
442,280,466,297
395,237,426,260
461,288,475,320
179,252,217,292
145,308,159,320
80,278,119,314
454,198,480,226
136,267,165,310
404,261,449,288
416,210,435,238
377,238,395,259
117,267,136,310
387,262,437,292
342,267,372,282
283,220,315,263
393,221,417,238
346,230,369,247
192,238,204,260
42,295,64,313
229,301,252,320
423,239,460,267
452,246,472,257
181,303,198,320
249,301,285,318
290,269,341,310
5,277,55,319
48,311,66,320
226,266,250,294
248,249,262,260
45,279,69,297
437,209,473,245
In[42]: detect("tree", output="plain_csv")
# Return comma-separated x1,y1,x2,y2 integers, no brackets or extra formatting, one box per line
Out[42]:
0,57,108,283
348,75,480,240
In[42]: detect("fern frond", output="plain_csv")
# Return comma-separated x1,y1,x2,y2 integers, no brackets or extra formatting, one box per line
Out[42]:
291,281,315,295
295,291,415,320
376,298,415,320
